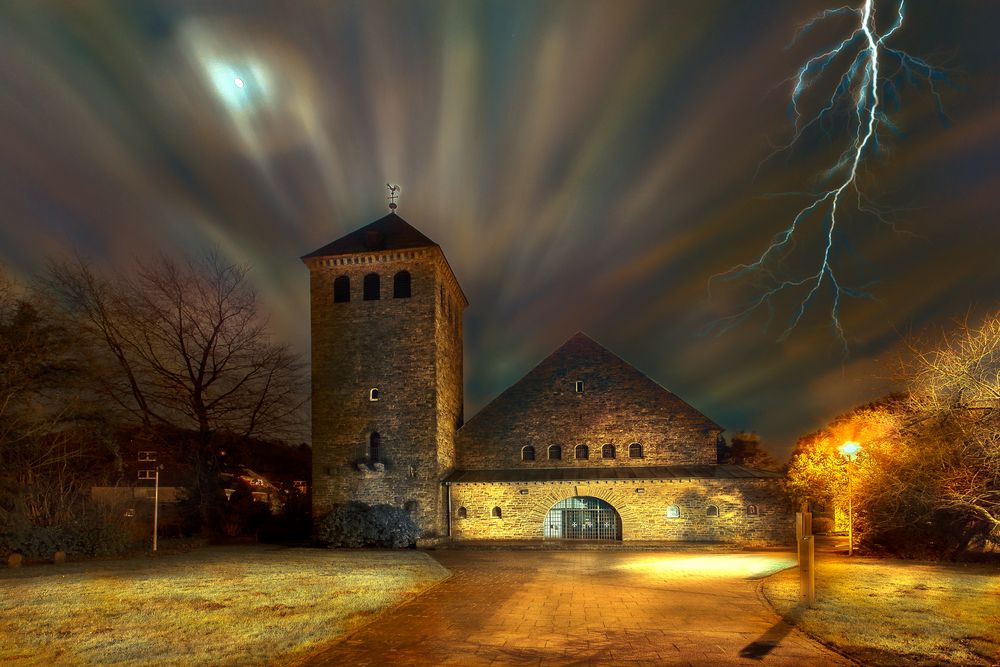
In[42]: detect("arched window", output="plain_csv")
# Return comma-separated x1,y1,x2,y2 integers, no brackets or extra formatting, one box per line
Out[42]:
548,445,562,460
404,500,418,514
491,506,502,519
628,443,643,459
393,271,411,298
747,504,759,516
369,432,380,462
521,445,535,462
457,506,467,519
706,505,719,517
575,444,589,460
602,444,616,459
369,388,380,402
333,275,350,303
363,273,380,300
666,505,681,519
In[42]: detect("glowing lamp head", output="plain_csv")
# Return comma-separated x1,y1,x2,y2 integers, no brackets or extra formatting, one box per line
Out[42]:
234,77,245,88
839,441,862,459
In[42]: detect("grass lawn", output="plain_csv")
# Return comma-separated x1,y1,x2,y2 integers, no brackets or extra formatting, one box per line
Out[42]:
0,545,448,665
762,557,1000,666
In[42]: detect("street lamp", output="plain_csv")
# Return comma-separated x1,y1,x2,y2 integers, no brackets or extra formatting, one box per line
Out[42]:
838,441,862,556
153,463,164,553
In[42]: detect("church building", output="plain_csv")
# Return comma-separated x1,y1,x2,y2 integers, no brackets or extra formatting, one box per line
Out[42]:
303,209,790,545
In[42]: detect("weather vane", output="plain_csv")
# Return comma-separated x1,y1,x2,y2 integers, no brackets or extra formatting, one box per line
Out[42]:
386,183,400,211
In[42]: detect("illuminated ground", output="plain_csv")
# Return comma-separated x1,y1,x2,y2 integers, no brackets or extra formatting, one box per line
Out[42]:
0,546,447,665
302,549,849,665
763,556,1000,666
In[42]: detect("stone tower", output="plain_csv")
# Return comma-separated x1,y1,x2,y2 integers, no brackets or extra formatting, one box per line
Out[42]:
302,211,466,535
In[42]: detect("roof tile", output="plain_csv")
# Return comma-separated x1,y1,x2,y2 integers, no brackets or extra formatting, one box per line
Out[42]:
302,212,437,258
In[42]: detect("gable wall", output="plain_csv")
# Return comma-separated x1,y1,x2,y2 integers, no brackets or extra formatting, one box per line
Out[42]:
456,338,719,469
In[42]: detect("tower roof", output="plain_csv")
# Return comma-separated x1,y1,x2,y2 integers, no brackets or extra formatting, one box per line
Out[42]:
301,212,438,259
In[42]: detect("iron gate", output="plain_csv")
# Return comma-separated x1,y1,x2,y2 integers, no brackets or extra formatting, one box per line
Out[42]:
543,496,621,540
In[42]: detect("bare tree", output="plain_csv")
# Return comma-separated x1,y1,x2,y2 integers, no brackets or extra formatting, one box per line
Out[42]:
904,311,1000,537
47,253,308,516
49,253,306,440
907,311,1000,414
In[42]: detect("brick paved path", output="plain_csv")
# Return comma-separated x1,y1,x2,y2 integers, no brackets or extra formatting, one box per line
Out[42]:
304,550,851,666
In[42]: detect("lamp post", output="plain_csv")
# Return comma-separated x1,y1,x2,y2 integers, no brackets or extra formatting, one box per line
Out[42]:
153,463,163,553
838,441,862,556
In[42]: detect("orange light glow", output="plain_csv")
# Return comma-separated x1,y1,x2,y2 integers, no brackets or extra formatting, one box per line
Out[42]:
839,441,862,458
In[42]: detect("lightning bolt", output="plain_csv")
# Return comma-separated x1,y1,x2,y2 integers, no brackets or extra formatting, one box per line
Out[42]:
709,0,948,354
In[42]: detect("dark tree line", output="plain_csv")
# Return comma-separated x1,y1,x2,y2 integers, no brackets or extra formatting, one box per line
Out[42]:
0,274,103,529
717,431,780,471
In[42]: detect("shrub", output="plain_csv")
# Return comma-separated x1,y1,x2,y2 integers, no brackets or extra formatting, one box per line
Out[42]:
0,503,136,560
316,502,371,547
369,504,420,548
65,504,136,557
0,524,68,560
316,502,418,548
861,508,979,559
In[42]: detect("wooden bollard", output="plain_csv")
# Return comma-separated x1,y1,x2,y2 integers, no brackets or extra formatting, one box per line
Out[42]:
799,536,815,606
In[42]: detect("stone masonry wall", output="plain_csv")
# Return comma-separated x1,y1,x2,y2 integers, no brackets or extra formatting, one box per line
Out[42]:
448,477,792,546
307,246,463,536
457,334,720,470
434,256,464,529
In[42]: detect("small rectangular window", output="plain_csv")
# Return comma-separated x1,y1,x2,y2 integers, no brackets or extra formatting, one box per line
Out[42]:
137,451,156,462
575,380,584,393
137,469,156,480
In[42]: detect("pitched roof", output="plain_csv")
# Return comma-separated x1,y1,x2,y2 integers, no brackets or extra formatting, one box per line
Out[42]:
460,332,722,435
444,465,781,484
301,212,438,258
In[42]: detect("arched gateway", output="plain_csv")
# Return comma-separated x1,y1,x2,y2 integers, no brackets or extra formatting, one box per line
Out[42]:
543,496,622,541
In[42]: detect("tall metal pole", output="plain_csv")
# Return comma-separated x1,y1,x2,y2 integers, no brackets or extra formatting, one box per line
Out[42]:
847,463,853,557
153,468,159,553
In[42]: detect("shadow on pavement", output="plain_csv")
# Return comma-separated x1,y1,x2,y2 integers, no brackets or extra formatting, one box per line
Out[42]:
739,618,796,660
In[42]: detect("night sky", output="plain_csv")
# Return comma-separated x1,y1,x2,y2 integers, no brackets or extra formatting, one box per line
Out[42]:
2,1,997,459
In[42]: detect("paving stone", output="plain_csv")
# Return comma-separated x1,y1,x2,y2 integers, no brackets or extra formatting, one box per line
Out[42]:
302,549,851,666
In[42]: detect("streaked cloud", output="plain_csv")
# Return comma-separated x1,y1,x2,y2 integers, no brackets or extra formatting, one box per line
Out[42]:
1,0,996,458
